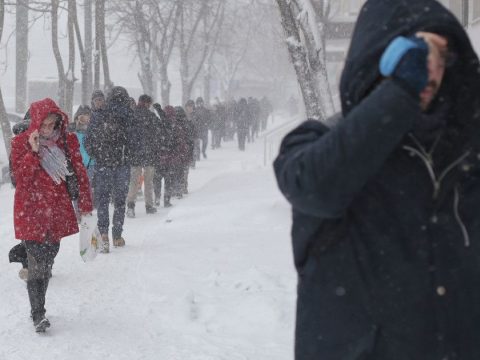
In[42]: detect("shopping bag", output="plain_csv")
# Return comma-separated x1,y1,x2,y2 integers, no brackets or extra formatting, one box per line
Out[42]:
79,214,100,262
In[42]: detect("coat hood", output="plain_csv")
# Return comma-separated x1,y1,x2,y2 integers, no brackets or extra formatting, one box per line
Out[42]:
340,0,480,119
27,98,68,135
164,105,176,121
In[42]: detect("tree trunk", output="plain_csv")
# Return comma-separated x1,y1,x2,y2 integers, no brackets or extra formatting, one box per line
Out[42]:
96,0,112,92
51,0,66,109
275,0,323,120
15,0,29,113
134,1,153,95
159,63,171,106
84,0,93,104
94,0,101,90
203,60,211,106
0,0,13,159
65,0,76,119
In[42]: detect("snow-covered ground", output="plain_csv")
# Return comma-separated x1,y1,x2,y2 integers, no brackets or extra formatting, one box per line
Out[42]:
0,125,297,359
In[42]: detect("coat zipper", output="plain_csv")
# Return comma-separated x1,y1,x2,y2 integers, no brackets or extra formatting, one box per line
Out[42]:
402,134,471,247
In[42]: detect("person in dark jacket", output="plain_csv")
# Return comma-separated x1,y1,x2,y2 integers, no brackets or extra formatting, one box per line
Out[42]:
152,103,174,207
91,90,106,111
185,100,199,165
274,1,480,359
85,86,133,252
211,102,226,149
235,98,250,151
126,94,158,217
194,97,211,159
176,106,195,196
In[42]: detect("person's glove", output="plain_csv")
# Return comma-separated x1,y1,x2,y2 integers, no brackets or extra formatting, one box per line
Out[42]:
379,36,429,96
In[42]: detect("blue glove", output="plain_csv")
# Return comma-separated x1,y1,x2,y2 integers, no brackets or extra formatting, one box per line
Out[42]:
380,36,429,95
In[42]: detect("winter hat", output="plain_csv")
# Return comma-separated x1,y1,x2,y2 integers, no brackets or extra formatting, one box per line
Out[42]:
74,105,92,122
185,99,195,108
195,97,204,106
107,86,130,105
91,90,105,101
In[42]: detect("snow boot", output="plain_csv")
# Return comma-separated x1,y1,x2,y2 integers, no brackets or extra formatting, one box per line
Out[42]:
126,202,135,218
34,316,50,333
100,234,110,253
113,237,126,247
146,205,157,214
27,279,50,332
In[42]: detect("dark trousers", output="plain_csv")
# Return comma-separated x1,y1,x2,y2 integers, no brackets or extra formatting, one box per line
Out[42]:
95,165,130,239
237,129,247,151
199,132,208,156
154,166,174,203
25,240,60,321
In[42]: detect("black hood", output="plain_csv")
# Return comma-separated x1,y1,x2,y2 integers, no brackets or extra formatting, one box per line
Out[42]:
340,0,480,123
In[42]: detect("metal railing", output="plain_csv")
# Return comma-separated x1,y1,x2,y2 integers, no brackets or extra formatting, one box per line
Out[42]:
263,113,302,166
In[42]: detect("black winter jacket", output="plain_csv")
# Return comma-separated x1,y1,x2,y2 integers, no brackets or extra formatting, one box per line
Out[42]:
274,0,480,359
85,104,134,167
130,106,162,167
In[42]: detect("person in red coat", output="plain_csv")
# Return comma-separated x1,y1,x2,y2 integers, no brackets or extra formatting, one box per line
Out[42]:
11,98,93,332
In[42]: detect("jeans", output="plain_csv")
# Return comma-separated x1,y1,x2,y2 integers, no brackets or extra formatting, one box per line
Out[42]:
95,165,130,239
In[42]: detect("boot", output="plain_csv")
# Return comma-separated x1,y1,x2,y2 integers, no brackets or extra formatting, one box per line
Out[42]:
146,205,157,214
113,237,126,247
27,279,50,332
100,234,110,253
126,202,135,218
164,196,172,208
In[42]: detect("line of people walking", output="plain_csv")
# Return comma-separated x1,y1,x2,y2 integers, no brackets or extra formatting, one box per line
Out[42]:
8,86,274,332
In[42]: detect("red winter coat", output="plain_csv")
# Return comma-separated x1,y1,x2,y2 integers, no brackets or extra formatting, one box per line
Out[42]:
11,98,93,243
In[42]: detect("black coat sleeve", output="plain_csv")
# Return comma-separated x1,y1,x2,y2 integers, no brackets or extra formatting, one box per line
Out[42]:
84,112,101,159
273,80,420,218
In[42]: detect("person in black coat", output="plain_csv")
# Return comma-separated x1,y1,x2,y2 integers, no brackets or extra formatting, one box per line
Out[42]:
274,1,480,359
85,86,134,252
126,94,159,216
235,98,250,151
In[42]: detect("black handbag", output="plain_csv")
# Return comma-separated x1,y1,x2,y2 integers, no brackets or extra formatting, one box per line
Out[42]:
63,132,79,201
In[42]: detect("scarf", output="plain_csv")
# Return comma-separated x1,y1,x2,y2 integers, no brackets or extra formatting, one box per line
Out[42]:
38,130,73,184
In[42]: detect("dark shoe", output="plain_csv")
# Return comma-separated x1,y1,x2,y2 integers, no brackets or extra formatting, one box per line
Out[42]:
146,206,157,214
100,234,110,253
34,315,50,333
126,208,135,218
164,201,172,208
113,237,126,247
28,279,47,331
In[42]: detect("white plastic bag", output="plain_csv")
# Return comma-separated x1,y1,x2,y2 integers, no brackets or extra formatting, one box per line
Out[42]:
79,214,100,262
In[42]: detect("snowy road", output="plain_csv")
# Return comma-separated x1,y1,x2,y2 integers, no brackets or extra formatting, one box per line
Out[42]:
0,133,296,360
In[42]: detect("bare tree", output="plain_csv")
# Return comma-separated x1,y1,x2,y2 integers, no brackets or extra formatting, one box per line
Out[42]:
16,0,29,113
74,0,93,105
150,0,181,106
64,0,76,117
0,0,14,157
275,0,323,120
274,0,337,120
178,0,224,105
94,0,111,92
51,0,67,108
